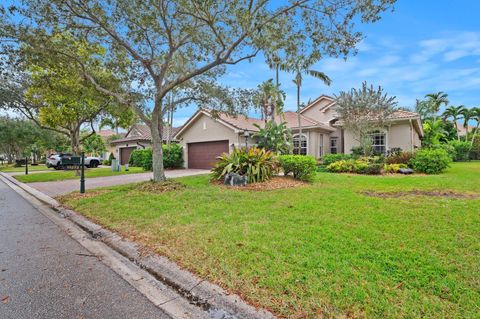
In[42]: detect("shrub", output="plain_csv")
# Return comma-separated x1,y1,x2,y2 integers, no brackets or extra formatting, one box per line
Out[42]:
409,148,452,174
354,160,369,174
279,155,317,182
350,146,364,157
129,149,145,167
163,144,184,168
211,147,278,183
129,144,184,170
384,163,408,173
322,153,351,166
103,153,115,166
326,158,385,175
448,140,471,162
386,151,414,165
431,143,456,161
326,159,369,174
364,163,383,175
141,148,154,170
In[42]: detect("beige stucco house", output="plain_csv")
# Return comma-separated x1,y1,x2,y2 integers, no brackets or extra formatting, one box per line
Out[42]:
111,124,179,165
174,95,423,169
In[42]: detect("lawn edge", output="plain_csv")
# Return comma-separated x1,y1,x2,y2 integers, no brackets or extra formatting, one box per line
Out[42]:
0,171,275,319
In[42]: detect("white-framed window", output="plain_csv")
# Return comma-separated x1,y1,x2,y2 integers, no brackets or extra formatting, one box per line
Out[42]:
293,134,307,155
368,130,386,154
319,134,324,157
330,137,338,154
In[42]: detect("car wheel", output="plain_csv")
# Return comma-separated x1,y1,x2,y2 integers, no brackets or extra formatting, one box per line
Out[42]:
91,161,98,168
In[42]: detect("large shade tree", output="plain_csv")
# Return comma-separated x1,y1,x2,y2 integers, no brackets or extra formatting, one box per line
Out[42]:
2,0,396,181
0,34,132,154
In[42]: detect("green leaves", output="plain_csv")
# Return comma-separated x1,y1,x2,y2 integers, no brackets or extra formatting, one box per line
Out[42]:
211,147,278,183
253,121,292,155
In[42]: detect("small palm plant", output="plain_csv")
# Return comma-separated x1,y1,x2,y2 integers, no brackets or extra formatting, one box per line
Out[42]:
253,121,292,154
211,147,279,183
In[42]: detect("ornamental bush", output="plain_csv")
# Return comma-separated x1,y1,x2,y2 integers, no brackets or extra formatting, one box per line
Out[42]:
103,153,115,166
384,163,408,173
409,148,452,174
448,140,471,162
129,144,184,171
385,151,414,165
163,143,184,168
129,149,145,167
279,155,317,182
326,159,357,173
322,153,351,166
211,147,278,183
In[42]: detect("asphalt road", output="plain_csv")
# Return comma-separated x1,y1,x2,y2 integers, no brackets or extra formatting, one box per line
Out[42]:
0,179,170,319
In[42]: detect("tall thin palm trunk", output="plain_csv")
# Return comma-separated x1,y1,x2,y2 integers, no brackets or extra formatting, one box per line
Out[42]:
296,73,302,139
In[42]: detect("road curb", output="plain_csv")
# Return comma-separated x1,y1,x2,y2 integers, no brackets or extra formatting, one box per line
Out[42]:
0,172,275,319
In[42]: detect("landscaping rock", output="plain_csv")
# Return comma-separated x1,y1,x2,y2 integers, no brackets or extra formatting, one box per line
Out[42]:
224,172,247,186
398,168,414,175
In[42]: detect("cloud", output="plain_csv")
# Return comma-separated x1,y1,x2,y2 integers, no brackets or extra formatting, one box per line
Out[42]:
411,32,480,63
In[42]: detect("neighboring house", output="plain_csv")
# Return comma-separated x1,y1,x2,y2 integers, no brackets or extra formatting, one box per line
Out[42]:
174,95,423,169
456,122,476,137
110,124,180,165
97,129,124,160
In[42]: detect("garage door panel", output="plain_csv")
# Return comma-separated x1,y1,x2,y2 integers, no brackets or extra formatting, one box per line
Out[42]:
188,140,229,169
120,147,136,165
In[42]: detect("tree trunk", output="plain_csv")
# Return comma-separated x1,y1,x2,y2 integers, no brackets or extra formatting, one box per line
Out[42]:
297,79,302,141
71,129,81,155
151,104,166,182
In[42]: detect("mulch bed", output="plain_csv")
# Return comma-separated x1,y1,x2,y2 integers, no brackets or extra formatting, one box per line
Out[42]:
361,190,479,199
213,176,307,191
135,180,186,193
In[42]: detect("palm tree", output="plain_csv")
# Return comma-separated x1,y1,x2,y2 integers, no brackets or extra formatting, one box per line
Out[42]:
425,91,449,119
459,107,473,137
254,79,286,122
468,107,480,147
442,105,465,140
291,67,331,138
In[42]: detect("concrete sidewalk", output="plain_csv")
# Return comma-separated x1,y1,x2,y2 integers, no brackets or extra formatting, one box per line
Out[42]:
29,169,209,197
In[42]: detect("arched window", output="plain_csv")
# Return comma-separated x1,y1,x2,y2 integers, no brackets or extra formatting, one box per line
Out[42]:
293,134,307,155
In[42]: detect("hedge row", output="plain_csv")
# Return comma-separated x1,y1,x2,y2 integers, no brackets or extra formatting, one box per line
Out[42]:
129,144,183,170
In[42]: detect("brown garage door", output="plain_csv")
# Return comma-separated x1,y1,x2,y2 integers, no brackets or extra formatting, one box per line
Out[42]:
188,140,229,169
120,147,136,165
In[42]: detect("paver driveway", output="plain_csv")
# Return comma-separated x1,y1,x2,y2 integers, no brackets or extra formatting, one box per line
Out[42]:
28,169,209,197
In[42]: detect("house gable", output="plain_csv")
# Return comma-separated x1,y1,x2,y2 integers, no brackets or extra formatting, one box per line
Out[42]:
175,111,239,143
300,97,338,124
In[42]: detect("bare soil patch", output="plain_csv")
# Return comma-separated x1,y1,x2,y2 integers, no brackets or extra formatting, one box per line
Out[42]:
135,180,186,193
57,189,111,202
361,189,479,199
213,176,307,191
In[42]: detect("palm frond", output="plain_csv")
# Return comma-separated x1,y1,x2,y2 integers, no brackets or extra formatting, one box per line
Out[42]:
307,70,332,86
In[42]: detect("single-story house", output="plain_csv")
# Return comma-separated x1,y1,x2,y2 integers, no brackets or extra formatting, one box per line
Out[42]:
111,124,180,164
174,95,423,169
97,129,124,160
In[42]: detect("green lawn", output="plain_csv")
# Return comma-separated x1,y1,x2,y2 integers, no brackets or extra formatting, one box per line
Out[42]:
15,166,145,183
58,162,480,318
0,164,50,172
